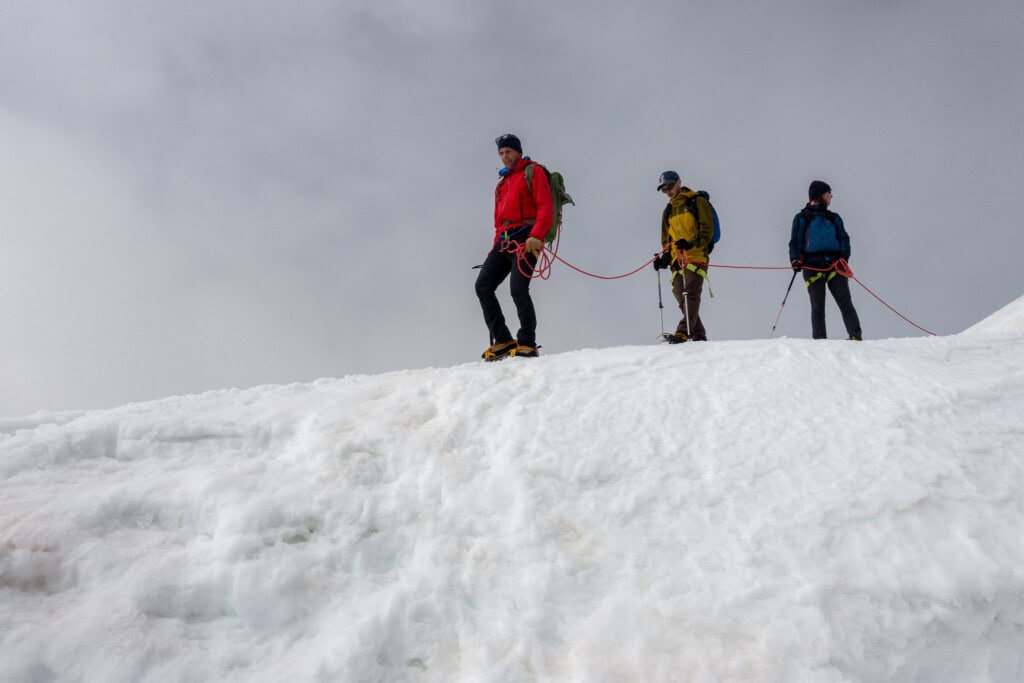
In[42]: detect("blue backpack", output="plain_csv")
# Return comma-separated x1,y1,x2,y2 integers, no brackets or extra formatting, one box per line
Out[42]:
687,190,721,253
801,210,842,255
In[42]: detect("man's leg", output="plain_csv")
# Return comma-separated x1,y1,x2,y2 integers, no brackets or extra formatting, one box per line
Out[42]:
670,271,689,336
508,250,539,346
684,269,707,341
828,275,862,339
475,248,514,344
803,271,828,339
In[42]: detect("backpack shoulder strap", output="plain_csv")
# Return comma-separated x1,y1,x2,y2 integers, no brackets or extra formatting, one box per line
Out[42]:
524,161,548,178
685,190,712,215
686,191,714,245
799,207,814,230
522,162,545,197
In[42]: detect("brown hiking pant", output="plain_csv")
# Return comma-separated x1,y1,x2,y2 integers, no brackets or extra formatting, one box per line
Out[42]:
671,267,707,341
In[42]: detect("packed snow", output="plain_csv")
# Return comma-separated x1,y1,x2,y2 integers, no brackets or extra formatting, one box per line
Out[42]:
3,297,1024,682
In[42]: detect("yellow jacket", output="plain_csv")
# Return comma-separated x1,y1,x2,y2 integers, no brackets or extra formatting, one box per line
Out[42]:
661,188,714,267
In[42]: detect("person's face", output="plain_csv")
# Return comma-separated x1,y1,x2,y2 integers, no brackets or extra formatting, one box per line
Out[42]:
821,190,832,207
661,180,681,198
498,147,521,169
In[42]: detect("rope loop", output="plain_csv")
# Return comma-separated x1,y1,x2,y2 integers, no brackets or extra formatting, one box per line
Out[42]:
834,258,854,278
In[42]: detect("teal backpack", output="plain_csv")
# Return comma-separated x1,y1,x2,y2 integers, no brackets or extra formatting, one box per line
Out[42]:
524,163,575,243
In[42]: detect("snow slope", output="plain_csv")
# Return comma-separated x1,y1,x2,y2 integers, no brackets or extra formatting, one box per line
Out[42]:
3,297,1024,682
963,293,1024,338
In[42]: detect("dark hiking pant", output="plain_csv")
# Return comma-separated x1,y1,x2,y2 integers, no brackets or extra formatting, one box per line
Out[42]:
475,245,539,347
671,267,707,341
803,269,862,339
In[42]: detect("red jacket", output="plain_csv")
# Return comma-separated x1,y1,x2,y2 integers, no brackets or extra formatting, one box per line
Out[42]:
492,157,554,244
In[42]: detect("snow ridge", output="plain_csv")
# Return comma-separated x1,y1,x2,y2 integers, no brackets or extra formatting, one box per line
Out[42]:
3,301,1024,681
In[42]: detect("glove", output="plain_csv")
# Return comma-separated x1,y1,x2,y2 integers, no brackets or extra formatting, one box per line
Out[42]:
791,259,803,272
675,238,693,251
524,236,543,255
652,252,670,270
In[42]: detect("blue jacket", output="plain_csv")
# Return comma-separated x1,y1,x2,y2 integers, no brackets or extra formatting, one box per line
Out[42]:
789,203,851,264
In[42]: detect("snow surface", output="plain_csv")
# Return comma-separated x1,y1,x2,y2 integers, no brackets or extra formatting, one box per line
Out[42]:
963,293,1024,338
3,297,1024,682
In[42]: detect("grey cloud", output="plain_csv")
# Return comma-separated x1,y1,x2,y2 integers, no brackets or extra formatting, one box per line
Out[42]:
2,0,1022,414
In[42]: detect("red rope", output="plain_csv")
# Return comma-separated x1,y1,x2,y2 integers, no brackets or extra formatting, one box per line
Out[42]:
502,231,657,281
509,243,937,336
551,251,658,280
715,257,937,336
831,259,937,336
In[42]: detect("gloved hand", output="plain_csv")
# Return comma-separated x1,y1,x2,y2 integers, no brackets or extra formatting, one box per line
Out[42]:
652,252,670,270
524,236,543,256
675,238,693,251
791,259,803,272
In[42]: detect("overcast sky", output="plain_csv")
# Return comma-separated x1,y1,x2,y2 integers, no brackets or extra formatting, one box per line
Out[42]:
2,0,1023,416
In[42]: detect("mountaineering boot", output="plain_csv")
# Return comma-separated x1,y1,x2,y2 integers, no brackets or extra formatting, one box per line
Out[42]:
661,332,688,344
510,344,540,358
482,339,518,362
848,334,862,341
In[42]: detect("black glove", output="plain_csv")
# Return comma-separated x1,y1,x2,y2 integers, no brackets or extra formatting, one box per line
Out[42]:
675,238,693,251
791,259,803,272
653,252,670,270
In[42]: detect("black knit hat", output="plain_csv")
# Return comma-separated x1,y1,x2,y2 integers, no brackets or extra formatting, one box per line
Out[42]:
808,180,832,201
495,133,522,154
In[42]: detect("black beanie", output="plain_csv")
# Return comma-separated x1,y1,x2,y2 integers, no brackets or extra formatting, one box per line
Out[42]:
495,133,522,154
808,180,832,201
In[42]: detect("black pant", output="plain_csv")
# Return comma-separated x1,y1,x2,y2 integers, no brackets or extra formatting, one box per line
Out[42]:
803,270,861,339
475,245,538,347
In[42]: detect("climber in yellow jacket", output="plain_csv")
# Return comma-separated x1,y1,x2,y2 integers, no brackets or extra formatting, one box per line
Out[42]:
653,170,714,342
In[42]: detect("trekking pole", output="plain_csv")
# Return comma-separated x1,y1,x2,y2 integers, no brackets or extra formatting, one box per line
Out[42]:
656,267,665,336
682,269,692,339
769,270,799,338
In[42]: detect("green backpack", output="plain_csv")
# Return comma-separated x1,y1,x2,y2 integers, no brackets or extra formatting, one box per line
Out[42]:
524,163,575,243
